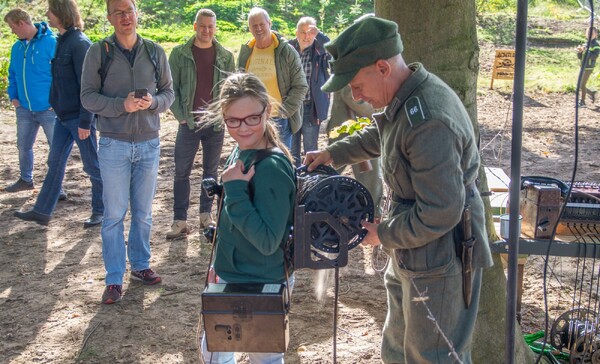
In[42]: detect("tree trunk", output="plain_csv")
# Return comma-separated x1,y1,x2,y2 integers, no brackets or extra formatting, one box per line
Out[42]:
374,1,535,363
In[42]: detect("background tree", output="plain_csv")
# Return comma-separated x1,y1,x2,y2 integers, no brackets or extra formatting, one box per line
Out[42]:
374,0,535,363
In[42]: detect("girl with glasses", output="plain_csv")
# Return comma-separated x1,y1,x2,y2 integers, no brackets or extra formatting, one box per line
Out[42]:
199,72,295,364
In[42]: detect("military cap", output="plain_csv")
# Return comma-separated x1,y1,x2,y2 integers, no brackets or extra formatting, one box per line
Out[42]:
322,15,403,92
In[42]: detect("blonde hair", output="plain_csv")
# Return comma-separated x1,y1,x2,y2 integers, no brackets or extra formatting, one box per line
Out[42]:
4,8,32,25
48,0,84,30
195,8,216,23
201,72,293,163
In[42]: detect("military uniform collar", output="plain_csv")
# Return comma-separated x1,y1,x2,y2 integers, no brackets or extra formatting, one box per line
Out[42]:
383,62,428,122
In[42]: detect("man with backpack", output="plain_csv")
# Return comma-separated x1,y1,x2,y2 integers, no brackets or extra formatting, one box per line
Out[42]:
80,0,174,304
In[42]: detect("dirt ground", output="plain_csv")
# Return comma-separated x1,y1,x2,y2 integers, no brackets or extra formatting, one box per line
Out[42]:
0,85,599,363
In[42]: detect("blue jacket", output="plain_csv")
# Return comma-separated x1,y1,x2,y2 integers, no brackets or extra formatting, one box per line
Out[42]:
7,22,56,112
289,32,331,123
50,27,94,129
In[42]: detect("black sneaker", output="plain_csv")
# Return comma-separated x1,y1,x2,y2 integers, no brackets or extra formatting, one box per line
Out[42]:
578,101,587,108
591,90,597,104
5,178,34,192
131,268,161,285
101,285,122,304
58,190,68,201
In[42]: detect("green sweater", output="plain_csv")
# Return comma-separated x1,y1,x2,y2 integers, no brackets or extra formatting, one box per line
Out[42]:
214,148,296,283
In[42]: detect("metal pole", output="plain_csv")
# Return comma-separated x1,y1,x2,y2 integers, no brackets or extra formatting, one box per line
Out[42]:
505,0,528,362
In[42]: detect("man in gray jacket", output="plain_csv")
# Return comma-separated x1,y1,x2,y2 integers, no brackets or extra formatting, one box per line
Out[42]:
306,16,493,363
237,7,307,148
80,0,174,305
166,9,234,239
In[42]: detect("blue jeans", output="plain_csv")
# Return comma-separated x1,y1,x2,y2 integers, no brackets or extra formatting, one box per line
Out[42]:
273,118,292,150
98,136,160,285
173,123,224,220
33,118,103,217
201,276,295,364
291,103,320,167
15,107,56,182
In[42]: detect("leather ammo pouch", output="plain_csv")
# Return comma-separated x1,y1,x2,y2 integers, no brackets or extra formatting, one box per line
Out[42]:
201,282,290,352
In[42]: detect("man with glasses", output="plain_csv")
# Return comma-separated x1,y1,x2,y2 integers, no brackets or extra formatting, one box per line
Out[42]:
165,9,234,239
289,16,331,166
80,0,174,304
238,7,307,149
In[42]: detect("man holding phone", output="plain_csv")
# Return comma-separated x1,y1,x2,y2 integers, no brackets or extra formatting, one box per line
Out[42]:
166,8,234,239
80,0,174,304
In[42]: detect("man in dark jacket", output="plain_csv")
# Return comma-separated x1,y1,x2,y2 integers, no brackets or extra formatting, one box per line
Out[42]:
15,0,103,228
80,0,174,304
289,16,330,166
165,8,234,239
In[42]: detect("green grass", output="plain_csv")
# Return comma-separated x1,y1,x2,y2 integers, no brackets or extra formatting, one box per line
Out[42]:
0,0,597,101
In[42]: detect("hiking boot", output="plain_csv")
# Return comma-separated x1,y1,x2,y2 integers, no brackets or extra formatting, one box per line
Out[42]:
578,101,587,108
14,209,50,226
83,213,103,228
166,220,189,239
101,284,122,304
199,212,216,229
5,178,34,193
131,268,161,285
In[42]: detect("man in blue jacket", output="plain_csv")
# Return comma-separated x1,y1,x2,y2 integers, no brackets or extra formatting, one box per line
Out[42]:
4,9,58,193
289,16,331,166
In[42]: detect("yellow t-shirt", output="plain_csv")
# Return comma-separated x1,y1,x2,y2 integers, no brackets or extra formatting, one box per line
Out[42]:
247,34,283,117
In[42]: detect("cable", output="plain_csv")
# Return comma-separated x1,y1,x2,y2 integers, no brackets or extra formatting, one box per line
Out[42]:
535,1,594,362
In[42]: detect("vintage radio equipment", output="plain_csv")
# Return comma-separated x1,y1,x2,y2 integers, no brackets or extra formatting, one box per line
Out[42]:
519,177,600,238
201,283,289,353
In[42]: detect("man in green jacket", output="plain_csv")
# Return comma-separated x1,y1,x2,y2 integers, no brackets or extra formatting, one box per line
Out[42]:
306,15,493,363
237,7,307,148
166,9,234,239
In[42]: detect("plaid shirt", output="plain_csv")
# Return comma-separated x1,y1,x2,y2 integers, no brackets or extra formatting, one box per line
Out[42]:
300,47,312,102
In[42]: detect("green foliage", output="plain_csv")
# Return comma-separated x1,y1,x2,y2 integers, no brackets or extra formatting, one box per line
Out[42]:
328,117,372,139
477,12,517,46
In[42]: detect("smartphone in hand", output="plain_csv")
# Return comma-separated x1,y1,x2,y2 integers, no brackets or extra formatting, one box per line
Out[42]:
134,88,148,99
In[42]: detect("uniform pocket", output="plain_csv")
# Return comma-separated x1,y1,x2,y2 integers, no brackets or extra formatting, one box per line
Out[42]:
393,234,460,278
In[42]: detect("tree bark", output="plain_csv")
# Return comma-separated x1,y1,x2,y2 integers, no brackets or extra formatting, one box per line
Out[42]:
374,1,535,362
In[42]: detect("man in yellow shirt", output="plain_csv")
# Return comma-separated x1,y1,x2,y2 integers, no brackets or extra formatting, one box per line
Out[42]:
237,7,307,148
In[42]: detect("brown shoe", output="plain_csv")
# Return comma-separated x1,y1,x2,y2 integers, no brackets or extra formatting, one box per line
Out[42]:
199,212,216,229
166,220,189,239
131,268,161,285
101,284,122,304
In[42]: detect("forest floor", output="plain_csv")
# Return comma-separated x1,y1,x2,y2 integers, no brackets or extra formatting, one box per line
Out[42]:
2,17,600,364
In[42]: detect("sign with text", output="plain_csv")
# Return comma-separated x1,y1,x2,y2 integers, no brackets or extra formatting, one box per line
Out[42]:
490,49,515,89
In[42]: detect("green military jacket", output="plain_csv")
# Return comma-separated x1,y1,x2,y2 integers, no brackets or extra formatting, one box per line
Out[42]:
168,36,235,130
238,32,308,134
327,63,493,271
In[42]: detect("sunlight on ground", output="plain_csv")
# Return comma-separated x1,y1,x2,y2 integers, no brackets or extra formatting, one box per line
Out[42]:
0,287,11,298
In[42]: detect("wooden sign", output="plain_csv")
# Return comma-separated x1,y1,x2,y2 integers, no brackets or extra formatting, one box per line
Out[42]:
490,49,515,89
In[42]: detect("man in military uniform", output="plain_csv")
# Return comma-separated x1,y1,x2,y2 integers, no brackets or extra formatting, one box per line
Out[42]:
305,15,493,363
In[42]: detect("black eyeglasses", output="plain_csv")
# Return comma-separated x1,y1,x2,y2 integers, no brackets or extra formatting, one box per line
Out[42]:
223,106,266,128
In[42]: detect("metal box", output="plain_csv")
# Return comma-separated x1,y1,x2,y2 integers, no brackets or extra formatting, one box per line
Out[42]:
201,283,289,353
520,184,561,239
